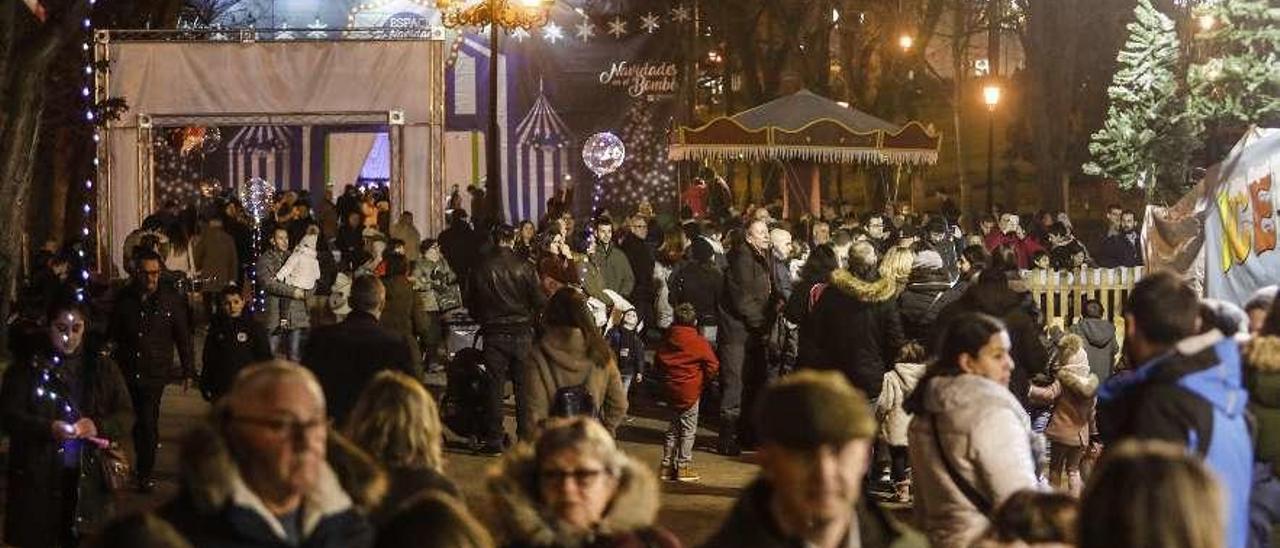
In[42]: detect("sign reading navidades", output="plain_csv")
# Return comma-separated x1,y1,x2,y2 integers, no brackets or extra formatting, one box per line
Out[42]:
1205,128,1280,305
598,61,679,98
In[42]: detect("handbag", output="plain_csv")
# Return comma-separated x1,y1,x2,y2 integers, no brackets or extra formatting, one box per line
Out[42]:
96,441,132,493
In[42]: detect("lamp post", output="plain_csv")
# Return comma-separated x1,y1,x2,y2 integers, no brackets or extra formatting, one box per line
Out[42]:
437,0,554,225
982,83,1001,214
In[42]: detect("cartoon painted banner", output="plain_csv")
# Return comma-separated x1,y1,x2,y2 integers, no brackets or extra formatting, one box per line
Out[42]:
1204,128,1280,305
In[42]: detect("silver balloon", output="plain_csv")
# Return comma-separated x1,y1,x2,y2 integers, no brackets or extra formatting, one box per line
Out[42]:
582,132,626,177
238,177,275,227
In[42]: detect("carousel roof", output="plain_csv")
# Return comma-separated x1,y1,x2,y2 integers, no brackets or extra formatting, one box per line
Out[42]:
515,81,574,148
669,89,941,165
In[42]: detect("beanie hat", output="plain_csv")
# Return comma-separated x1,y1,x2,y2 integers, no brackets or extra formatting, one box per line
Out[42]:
690,237,714,262
911,249,944,271
755,370,875,449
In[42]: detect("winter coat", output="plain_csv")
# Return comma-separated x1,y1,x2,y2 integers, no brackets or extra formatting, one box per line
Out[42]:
256,247,312,330
1097,329,1252,548
1246,335,1280,475
200,315,272,401
804,269,905,399
486,442,680,548
1097,230,1142,268
336,224,366,271
520,326,629,434
1071,318,1119,381
439,220,483,281
591,245,636,298
877,361,927,447
606,326,646,377
908,374,1039,548
656,325,720,410
110,282,196,385
719,244,775,337
573,255,614,308
702,479,926,548
1044,357,1099,447
467,248,546,332
275,234,322,291
193,224,239,292
379,275,424,372
897,268,953,344
618,234,655,301
157,423,374,548
410,257,461,312
388,219,422,262
935,274,1048,408
2,341,134,547
301,311,417,424
667,261,723,327
372,465,461,526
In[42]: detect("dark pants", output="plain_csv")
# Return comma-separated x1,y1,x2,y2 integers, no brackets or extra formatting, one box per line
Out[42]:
717,313,769,445
128,382,166,480
482,330,533,446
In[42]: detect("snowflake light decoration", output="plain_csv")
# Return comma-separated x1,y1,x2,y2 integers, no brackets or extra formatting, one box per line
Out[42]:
640,12,660,33
670,5,691,23
575,20,595,42
542,22,563,44
607,16,627,39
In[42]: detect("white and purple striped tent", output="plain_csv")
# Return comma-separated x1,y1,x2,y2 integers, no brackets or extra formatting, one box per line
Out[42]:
510,83,574,223
226,126,299,191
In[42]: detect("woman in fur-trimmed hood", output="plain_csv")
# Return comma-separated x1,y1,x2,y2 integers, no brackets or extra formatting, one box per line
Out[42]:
485,417,681,548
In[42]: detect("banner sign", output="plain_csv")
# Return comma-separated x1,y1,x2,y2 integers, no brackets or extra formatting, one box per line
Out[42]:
1204,128,1280,305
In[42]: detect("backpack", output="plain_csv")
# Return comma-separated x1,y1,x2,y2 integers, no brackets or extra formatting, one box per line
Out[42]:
545,364,597,419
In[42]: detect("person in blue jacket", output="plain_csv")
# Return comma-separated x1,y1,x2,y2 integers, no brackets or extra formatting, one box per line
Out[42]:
1097,271,1252,548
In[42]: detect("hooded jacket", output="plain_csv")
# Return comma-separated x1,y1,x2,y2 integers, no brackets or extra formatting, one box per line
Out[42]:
486,443,679,548
1097,330,1251,548
521,326,629,433
804,269,905,399
1246,335,1280,475
656,325,720,410
877,361,927,447
702,479,926,548
908,374,1039,548
1070,318,1119,381
157,423,374,548
256,246,312,330
898,268,953,344
1044,336,1099,447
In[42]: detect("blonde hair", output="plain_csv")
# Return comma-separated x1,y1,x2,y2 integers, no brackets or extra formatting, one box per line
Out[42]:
344,371,444,472
1079,440,1225,548
879,246,915,290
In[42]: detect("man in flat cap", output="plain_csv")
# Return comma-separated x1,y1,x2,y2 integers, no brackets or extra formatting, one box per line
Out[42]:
703,370,924,548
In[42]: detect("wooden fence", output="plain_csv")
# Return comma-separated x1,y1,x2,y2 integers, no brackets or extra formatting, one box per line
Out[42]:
1023,267,1144,338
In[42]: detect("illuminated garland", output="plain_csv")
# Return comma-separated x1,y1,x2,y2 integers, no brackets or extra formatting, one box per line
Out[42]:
79,0,100,299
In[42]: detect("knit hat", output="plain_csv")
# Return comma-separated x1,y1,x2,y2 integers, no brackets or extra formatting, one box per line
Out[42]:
911,249,944,271
755,370,875,449
690,237,714,262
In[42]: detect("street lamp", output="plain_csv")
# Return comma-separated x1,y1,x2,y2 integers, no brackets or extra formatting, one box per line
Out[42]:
982,83,1001,214
437,0,555,224
898,33,914,51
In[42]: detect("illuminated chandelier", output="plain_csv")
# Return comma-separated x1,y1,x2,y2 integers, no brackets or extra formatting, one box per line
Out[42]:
435,0,555,29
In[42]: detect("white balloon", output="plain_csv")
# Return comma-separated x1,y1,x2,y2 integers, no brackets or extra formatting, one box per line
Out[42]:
582,132,626,177
238,177,275,226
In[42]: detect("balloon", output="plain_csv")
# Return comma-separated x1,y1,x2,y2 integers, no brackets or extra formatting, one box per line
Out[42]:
582,132,625,177
238,177,275,227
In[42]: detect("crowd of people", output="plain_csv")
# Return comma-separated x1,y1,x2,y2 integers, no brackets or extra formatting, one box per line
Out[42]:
2,181,1271,548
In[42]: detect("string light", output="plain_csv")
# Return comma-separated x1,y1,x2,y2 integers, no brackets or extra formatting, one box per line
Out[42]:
82,3,100,304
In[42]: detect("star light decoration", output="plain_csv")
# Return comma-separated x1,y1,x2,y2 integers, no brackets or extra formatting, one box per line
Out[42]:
574,19,595,42
542,21,563,44
670,5,691,23
607,16,627,39
639,12,660,34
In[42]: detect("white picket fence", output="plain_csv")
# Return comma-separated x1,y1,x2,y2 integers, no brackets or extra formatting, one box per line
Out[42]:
1023,266,1145,338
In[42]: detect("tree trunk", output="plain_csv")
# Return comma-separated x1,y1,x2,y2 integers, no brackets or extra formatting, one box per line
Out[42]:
951,2,971,218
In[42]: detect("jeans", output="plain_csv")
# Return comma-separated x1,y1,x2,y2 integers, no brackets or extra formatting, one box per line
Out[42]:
621,373,635,395
482,330,534,445
128,382,166,480
662,399,701,467
269,328,307,362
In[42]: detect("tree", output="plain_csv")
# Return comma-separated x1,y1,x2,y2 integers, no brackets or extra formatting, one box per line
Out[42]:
1187,0,1280,133
1083,0,1200,202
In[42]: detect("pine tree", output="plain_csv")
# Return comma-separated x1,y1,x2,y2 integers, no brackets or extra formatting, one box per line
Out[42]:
1083,0,1201,202
599,100,676,215
1187,0,1280,128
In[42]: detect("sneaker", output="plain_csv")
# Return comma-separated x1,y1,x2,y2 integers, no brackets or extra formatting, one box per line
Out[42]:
659,463,676,481
674,464,700,482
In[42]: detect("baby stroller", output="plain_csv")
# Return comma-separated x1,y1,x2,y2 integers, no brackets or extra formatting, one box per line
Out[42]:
440,344,491,450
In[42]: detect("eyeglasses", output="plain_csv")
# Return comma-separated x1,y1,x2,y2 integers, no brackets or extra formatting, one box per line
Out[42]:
539,467,608,486
230,414,326,439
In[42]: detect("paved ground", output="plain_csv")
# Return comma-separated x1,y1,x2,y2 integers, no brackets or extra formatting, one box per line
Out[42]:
103,379,760,546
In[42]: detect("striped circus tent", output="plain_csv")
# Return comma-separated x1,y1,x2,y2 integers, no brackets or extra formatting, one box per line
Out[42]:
226,126,298,191
510,82,574,223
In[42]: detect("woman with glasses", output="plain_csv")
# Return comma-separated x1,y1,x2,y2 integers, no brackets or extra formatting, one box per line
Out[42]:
487,417,681,547
2,299,134,547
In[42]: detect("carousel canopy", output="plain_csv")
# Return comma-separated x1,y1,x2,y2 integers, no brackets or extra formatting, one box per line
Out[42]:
669,89,941,165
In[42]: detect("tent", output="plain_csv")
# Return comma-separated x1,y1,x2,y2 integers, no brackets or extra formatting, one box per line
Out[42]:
668,89,941,215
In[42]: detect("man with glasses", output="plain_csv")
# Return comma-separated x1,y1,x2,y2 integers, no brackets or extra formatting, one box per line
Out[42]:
110,249,194,493
705,371,925,548
159,361,373,546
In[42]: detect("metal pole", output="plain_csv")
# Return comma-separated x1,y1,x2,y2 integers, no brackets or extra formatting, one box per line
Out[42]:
986,109,994,213
487,19,504,225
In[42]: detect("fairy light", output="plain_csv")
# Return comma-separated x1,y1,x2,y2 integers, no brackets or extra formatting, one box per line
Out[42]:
81,7,102,305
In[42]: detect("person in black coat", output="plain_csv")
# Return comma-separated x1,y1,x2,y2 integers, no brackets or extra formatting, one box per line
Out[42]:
302,275,416,425
619,215,657,329
438,209,483,285
786,244,840,369
897,250,953,345
3,300,134,547
667,237,724,338
717,220,776,455
108,249,194,491
200,286,272,402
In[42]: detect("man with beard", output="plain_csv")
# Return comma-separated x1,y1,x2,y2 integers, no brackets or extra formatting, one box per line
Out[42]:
1097,204,1143,267
864,214,893,255
704,371,925,548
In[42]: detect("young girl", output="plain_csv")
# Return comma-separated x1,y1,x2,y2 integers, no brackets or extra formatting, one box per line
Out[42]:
1044,334,1099,495
274,230,322,290
877,341,928,503
656,303,719,482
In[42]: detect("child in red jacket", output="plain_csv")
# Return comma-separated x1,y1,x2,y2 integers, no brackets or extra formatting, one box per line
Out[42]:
657,303,720,482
